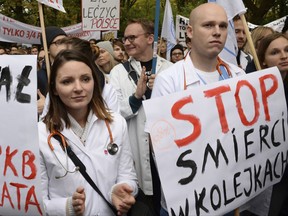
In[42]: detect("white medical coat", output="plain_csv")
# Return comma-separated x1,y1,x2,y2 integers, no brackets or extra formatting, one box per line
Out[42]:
110,56,172,195
152,55,245,97
38,112,138,216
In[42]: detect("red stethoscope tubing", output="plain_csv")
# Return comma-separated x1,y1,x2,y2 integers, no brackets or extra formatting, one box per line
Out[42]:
48,119,114,151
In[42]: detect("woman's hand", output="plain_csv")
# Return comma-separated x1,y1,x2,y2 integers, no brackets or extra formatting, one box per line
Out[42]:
72,186,86,216
111,183,136,216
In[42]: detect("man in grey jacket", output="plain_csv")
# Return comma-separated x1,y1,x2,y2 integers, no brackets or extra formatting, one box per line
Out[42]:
110,18,172,214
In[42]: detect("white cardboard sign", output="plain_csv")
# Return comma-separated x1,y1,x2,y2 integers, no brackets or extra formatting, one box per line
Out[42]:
143,67,288,215
0,56,44,215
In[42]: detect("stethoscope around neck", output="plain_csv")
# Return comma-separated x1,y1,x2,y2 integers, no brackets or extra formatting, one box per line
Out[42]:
47,119,118,179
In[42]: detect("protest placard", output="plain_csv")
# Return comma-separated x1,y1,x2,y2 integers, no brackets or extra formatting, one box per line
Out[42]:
0,56,44,215
175,15,189,43
37,0,66,13
82,0,120,31
143,67,288,216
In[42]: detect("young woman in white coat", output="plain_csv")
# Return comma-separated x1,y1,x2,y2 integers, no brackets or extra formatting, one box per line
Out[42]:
38,49,138,215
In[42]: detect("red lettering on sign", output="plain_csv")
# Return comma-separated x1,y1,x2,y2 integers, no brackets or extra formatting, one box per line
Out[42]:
204,85,231,133
259,74,278,121
4,146,18,177
25,186,43,215
171,96,201,147
22,150,37,180
10,183,27,210
90,18,119,30
0,182,14,209
235,80,260,126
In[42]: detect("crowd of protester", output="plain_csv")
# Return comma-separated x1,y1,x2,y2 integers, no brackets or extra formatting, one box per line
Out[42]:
1,3,288,215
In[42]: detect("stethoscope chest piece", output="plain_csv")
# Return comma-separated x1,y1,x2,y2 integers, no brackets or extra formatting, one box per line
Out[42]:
107,143,118,155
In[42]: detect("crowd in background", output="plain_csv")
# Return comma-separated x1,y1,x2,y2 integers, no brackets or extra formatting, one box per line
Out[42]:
1,4,288,215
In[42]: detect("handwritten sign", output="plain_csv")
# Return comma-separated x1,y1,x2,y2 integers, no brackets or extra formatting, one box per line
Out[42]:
37,0,66,13
143,67,288,215
0,56,44,215
175,15,189,43
82,0,120,31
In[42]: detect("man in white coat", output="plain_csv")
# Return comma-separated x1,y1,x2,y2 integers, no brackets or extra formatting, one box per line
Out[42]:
151,3,271,216
233,15,253,70
150,3,246,216
110,18,172,214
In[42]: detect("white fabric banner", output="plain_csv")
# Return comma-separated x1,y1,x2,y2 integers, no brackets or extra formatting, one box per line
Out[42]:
143,67,288,215
208,0,246,20
37,0,66,13
0,55,44,215
248,16,287,32
0,13,103,45
161,0,177,59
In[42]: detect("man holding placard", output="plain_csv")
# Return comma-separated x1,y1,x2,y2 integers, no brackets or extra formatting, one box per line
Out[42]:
146,3,287,216
151,4,244,215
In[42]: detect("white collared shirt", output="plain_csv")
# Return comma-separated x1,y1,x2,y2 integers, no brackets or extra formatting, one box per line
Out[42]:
152,54,245,98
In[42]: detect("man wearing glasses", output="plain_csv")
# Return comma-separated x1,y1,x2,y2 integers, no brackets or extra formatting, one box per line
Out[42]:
38,26,67,115
110,19,172,215
170,44,184,63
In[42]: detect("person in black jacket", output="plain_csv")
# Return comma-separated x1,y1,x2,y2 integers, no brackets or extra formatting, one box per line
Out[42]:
37,26,67,115
257,32,288,216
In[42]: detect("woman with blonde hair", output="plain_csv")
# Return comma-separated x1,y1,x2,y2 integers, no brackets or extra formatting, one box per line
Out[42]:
96,41,119,83
244,26,274,73
257,32,288,215
244,26,274,55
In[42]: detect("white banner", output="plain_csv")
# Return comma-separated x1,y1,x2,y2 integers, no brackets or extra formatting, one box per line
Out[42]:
208,0,246,20
144,67,288,215
0,13,102,45
37,0,66,13
82,0,120,31
0,55,44,215
248,16,287,32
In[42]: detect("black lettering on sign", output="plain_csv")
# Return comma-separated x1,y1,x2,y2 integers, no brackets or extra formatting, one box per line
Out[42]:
16,66,32,103
0,66,12,101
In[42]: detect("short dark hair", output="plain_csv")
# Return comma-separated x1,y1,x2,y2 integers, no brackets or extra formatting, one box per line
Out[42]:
170,44,184,58
112,39,125,51
127,19,154,35
233,15,241,22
